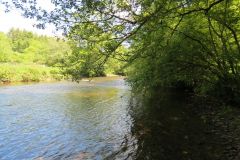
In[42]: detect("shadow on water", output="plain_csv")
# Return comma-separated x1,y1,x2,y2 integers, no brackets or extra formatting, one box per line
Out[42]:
126,89,223,160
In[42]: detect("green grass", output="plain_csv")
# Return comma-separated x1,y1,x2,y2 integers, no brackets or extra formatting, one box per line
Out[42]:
0,63,63,83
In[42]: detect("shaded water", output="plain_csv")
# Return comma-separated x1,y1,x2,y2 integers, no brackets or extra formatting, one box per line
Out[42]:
0,77,222,160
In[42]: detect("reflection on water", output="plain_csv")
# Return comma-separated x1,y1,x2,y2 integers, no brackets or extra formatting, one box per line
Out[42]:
0,77,223,160
130,90,223,160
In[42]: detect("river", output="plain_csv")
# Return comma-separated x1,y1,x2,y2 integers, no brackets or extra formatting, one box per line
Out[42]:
0,77,224,160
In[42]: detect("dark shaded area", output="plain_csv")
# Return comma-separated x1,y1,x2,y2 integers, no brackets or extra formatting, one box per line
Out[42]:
128,89,233,160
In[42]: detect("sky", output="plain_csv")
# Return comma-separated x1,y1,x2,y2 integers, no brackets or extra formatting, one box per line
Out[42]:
0,0,60,36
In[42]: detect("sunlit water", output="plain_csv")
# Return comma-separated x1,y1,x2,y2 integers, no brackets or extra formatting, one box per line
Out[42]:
0,77,136,160
0,77,223,160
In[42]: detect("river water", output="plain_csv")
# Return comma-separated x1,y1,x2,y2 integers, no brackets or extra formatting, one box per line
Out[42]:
0,77,223,160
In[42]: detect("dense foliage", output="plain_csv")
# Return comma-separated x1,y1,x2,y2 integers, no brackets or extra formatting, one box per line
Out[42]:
2,0,240,103
61,25,126,79
0,29,70,82
0,28,124,82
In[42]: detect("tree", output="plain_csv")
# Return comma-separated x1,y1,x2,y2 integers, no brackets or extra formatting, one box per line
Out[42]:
2,0,240,103
0,32,13,62
62,23,126,78
8,28,33,53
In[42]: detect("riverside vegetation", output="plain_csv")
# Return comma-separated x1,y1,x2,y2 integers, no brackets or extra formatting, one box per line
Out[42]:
0,29,70,82
0,28,125,83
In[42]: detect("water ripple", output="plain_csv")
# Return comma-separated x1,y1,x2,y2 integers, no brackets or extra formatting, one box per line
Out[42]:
0,78,134,160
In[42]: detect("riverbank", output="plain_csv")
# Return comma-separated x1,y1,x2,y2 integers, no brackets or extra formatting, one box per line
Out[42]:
0,63,63,83
0,68,124,85
0,63,124,84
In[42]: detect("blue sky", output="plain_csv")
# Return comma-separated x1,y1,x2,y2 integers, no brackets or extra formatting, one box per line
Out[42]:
0,0,59,36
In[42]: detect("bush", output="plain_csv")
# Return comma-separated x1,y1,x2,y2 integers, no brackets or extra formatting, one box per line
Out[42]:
0,63,63,83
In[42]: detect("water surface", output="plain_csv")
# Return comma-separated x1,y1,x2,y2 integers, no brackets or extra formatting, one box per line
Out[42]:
0,77,135,159
0,77,223,160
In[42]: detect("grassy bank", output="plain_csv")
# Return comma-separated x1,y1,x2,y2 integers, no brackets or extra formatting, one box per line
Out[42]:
0,63,63,83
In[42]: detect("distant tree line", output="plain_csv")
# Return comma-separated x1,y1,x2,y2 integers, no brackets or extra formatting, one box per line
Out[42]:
0,28,71,82
0,28,70,65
